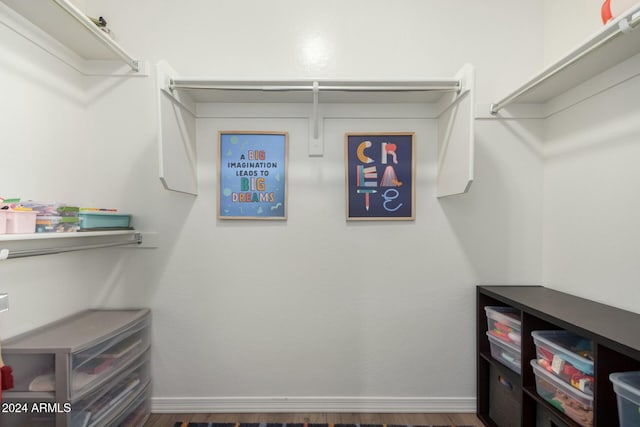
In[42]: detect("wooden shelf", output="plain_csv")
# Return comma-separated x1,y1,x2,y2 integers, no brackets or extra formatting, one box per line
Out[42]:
480,285,640,359
0,0,146,75
490,4,640,114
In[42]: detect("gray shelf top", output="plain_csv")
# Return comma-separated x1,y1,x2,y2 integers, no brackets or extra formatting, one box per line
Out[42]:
3,309,150,353
479,285,640,357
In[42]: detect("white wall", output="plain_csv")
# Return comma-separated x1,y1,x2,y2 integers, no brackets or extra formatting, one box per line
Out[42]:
543,0,604,66
0,9,124,335
1,0,546,411
543,55,640,314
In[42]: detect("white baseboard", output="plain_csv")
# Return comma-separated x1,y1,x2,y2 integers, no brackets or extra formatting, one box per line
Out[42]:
151,396,476,413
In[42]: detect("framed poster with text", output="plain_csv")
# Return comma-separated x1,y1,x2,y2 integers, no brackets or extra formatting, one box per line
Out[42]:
218,131,288,220
345,132,415,220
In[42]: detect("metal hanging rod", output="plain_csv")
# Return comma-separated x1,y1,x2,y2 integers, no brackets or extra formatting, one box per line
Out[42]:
169,79,461,93
3,233,142,259
490,5,640,114
52,0,140,72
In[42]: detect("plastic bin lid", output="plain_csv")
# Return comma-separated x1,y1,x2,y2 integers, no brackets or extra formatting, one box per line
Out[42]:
486,331,520,353
485,305,519,314
610,371,640,406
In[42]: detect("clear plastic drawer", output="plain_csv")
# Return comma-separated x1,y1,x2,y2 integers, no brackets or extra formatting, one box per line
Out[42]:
108,383,151,427
70,316,150,398
71,349,150,427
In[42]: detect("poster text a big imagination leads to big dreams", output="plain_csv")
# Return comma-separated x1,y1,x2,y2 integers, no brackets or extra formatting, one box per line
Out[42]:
218,132,287,219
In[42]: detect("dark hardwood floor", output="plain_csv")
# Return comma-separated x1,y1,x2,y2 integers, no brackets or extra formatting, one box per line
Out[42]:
144,412,483,427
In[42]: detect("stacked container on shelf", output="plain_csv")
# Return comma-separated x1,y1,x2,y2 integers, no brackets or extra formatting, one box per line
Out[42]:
610,371,640,427
1,199,37,234
531,330,595,427
485,306,522,374
4,210,37,234
27,203,81,233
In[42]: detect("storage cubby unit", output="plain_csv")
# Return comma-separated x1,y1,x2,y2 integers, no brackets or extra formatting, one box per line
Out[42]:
0,309,151,427
477,286,640,427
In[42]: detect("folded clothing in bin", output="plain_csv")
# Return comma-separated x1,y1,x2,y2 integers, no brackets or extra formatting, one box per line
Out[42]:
532,330,594,395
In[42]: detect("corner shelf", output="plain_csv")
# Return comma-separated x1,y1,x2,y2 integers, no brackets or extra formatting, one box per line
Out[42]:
489,4,640,116
0,231,151,259
0,0,148,75
156,60,476,198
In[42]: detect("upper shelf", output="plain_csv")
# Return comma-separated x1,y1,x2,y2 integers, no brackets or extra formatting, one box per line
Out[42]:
490,4,640,114
168,78,462,104
0,0,146,75
0,231,144,259
157,61,476,198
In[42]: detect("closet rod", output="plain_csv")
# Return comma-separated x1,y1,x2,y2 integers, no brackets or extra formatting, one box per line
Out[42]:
490,5,640,114
52,0,140,72
4,235,142,259
169,80,461,93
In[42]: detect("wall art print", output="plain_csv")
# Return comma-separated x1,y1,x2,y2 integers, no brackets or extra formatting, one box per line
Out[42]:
218,131,288,220
345,132,415,220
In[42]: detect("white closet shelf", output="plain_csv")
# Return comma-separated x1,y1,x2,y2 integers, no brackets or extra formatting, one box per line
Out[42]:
157,61,475,197
0,230,154,259
168,78,462,103
490,3,640,114
0,0,146,75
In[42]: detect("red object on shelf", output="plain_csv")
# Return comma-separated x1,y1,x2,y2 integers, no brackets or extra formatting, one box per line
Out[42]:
602,0,613,23
602,0,637,24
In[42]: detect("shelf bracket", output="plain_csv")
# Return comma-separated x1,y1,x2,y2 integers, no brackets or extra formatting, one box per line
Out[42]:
619,16,634,34
312,81,319,139
308,81,323,157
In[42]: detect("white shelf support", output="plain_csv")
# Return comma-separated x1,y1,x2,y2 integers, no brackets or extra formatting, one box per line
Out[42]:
312,81,320,139
156,61,198,195
436,64,475,198
309,81,323,156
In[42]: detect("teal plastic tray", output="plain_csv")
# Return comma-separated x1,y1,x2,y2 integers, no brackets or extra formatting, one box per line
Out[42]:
79,212,130,228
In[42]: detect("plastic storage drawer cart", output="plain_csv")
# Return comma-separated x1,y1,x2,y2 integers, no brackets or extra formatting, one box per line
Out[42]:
610,371,640,427
0,309,151,427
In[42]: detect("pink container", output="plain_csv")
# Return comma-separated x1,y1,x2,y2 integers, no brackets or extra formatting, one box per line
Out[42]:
0,211,7,234
6,210,37,234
